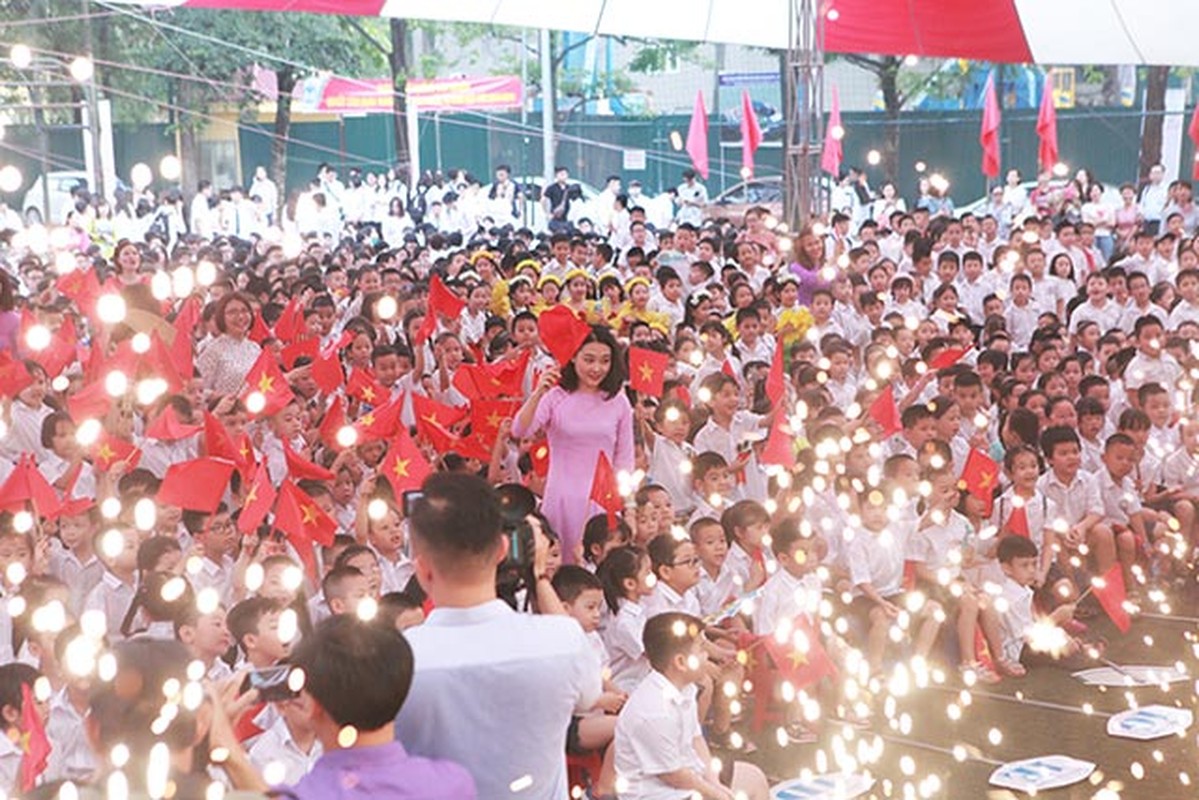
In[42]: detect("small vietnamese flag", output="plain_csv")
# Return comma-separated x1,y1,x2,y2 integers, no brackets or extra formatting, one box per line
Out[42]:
312,334,349,394
275,480,338,579
171,295,202,378
157,458,235,514
0,454,61,519
238,462,276,534
247,309,272,344
959,449,1000,515
1092,564,1132,633
346,367,388,406
381,429,432,496
759,414,795,469
1004,503,1031,539
589,451,623,527
530,440,550,478
354,394,404,442
765,336,786,406
470,399,522,450
0,352,33,399
241,349,295,417
91,431,141,473
760,616,837,689
416,275,467,344
929,347,970,370
19,682,49,792
412,393,469,432
145,405,202,442
868,384,901,437
280,336,319,371
628,347,669,398
453,350,530,401
273,296,305,344
318,395,348,451
283,441,335,481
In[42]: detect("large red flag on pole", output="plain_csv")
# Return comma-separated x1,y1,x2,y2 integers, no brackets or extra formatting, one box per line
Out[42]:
1036,73,1059,172
740,89,762,178
979,72,1001,179
1188,104,1199,180
686,90,710,179
820,84,844,176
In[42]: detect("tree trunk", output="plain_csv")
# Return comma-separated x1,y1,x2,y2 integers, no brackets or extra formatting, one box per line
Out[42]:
1139,66,1169,179
272,68,297,222
879,58,902,186
390,18,410,177
175,79,200,196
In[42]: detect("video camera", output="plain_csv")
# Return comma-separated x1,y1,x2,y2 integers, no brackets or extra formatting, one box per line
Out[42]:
495,483,539,609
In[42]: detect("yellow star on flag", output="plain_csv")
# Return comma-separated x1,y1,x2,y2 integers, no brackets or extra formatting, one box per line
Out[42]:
239,442,250,459
300,504,318,525
257,374,275,394
486,412,504,430
422,413,440,427
638,361,655,383
361,386,376,402
979,470,996,490
245,485,257,505
359,413,375,429
98,443,114,462
392,458,410,478
786,648,809,670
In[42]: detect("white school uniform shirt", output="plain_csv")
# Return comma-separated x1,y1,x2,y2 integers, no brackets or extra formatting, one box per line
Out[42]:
955,273,995,321
1037,469,1101,527
248,716,324,787
613,670,706,800
138,434,199,480
1003,301,1039,349
907,510,974,582
824,375,858,410
396,599,601,800
370,544,415,595
1161,448,1199,494
45,688,98,783
0,726,21,796
1098,469,1142,527
693,413,767,502
1167,299,1199,330
188,555,236,606
1118,301,1169,334
643,582,702,620
694,564,736,618
604,599,650,692
83,571,136,640
1147,424,1180,463
38,453,97,499
846,524,908,598
990,489,1056,552
3,401,51,461
648,437,695,515
1123,351,1182,399
47,540,103,616
1070,298,1123,334
997,575,1034,666
754,569,822,636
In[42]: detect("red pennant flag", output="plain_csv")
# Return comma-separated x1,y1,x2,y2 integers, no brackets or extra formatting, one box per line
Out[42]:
19,682,49,792
470,399,521,450
929,347,969,371
238,462,276,534
157,458,235,513
241,349,295,417
67,379,112,423
146,330,185,393
629,347,669,398
56,265,101,309
1190,104,1199,181
1004,503,1031,539
959,449,999,516
283,441,335,481
530,440,550,478
412,393,468,433
979,72,1002,179
452,350,530,401
721,358,737,380
273,297,305,344
589,451,623,527
145,405,201,442
275,480,337,579
91,432,140,473
759,415,795,468
280,336,319,371
0,352,33,399
685,89,710,179
1092,564,1131,633
203,412,253,481
247,309,272,344
415,275,466,346
0,454,61,519
537,304,593,366
1036,73,1059,173
346,367,388,406
765,337,786,406
381,430,432,496
868,384,901,437
760,616,837,689
354,394,404,442
739,89,763,178
820,84,844,176
318,395,348,451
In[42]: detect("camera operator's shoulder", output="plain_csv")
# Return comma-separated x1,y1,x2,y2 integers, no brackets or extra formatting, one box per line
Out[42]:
530,611,592,647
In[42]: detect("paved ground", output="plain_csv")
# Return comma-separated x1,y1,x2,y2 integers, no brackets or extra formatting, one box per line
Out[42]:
738,590,1199,798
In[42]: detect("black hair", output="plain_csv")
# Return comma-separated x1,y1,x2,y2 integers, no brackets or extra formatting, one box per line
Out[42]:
558,324,626,399
551,564,603,604
596,546,645,614
642,612,703,673
226,596,282,650
647,533,686,577
322,566,366,608
292,616,414,732
997,535,1038,564
1041,425,1081,460
582,514,630,564
720,500,769,546
408,473,502,572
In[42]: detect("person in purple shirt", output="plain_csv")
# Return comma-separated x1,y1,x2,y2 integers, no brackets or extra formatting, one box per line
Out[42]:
789,227,831,306
281,615,475,800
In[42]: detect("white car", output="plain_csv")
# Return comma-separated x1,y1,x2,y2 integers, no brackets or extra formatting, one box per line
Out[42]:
22,170,89,225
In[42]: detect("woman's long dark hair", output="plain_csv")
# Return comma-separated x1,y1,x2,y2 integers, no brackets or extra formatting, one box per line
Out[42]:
559,325,626,399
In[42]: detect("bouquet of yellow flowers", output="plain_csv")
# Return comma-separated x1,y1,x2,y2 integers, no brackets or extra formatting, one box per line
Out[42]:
775,306,814,348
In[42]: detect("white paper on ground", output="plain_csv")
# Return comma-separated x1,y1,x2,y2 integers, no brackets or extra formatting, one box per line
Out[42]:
988,755,1095,793
1107,705,1193,740
1071,664,1189,686
772,772,874,800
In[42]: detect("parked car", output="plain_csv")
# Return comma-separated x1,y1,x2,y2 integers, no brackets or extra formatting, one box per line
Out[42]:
22,170,89,225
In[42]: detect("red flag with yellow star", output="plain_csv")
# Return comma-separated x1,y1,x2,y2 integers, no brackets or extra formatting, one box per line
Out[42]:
19,681,49,792
470,399,521,449
56,265,101,309
238,462,276,534
91,431,140,473
241,349,295,417
0,352,33,399
170,295,202,378
318,394,348,451
412,393,469,432
280,336,319,371
453,350,530,401
158,458,235,514
203,412,253,481
381,430,431,496
760,615,837,689
311,334,349,394
589,451,623,527
628,346,669,398
275,480,337,578
283,440,335,481
145,405,202,442
959,448,999,515
354,394,404,442
346,367,389,406
273,296,305,344
247,309,272,344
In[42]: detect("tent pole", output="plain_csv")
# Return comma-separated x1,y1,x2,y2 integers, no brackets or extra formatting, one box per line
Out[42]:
784,0,824,230
540,28,555,184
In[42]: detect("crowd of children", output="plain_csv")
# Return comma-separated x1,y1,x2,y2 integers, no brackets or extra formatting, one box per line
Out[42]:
0,172,1193,799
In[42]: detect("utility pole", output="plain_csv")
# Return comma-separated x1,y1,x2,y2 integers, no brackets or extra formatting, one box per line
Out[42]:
540,28,555,183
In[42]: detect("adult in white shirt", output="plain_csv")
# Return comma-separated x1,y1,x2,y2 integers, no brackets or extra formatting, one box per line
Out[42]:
189,181,216,239
396,474,602,800
1138,164,1168,234
249,166,279,223
675,170,708,227
248,700,324,787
